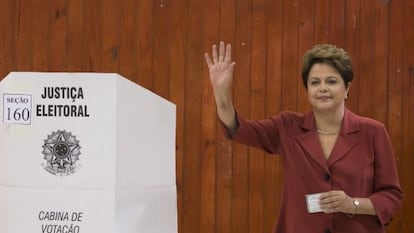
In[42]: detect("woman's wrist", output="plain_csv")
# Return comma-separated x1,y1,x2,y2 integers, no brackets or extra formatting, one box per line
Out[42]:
347,197,376,217
348,198,360,217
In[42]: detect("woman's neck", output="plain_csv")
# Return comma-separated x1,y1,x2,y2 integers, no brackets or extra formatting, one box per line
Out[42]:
313,107,345,133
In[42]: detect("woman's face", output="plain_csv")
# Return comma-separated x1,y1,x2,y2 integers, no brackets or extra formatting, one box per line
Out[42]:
307,63,350,112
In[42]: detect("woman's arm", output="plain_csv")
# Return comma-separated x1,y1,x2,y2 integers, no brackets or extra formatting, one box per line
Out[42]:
204,41,237,131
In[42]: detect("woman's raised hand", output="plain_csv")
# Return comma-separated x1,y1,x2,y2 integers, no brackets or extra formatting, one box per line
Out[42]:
204,41,237,130
204,41,236,94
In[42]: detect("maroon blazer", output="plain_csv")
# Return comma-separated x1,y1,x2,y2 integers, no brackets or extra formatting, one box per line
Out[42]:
225,109,403,233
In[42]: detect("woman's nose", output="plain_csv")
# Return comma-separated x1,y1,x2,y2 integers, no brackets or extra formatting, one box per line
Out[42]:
319,85,328,92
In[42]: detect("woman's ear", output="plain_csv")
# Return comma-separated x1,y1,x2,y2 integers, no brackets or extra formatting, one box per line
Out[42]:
345,82,351,99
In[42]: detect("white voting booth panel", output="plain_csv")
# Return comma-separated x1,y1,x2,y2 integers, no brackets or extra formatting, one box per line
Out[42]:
0,72,177,233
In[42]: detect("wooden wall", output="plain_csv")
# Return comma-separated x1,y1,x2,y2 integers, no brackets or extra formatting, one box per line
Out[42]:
0,0,413,232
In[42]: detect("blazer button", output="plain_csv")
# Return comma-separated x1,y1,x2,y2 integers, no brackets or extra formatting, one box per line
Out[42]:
324,173,331,181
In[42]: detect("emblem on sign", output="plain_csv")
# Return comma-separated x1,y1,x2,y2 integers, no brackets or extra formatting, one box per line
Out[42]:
42,130,81,176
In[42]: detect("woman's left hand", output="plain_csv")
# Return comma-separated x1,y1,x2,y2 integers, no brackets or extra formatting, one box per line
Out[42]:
319,190,354,214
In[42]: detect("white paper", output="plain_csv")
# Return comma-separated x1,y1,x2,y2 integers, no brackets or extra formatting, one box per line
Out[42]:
305,193,323,213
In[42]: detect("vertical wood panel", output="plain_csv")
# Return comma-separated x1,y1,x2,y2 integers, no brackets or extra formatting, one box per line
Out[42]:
118,0,138,80
152,2,170,99
0,0,17,77
387,0,404,231
263,0,284,231
297,0,315,112
344,0,361,112
281,1,299,111
357,0,377,119
330,0,346,46
16,0,33,70
67,0,86,71
84,0,102,71
314,0,331,43
135,0,154,89
32,0,50,71
200,1,219,233
49,0,68,71
216,0,236,232
231,0,252,232
400,1,414,232
372,2,389,125
101,0,120,72
167,0,187,231
248,0,267,231
181,0,203,232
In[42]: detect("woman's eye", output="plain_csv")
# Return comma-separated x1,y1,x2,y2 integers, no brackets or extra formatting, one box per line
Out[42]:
327,79,337,85
309,80,319,86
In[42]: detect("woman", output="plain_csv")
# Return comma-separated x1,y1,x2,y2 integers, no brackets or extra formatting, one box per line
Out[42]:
204,42,403,233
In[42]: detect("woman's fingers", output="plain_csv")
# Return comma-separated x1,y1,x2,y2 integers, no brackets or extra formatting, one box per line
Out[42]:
219,41,225,62
205,53,213,67
319,191,350,213
212,44,218,63
208,41,233,65
225,43,232,63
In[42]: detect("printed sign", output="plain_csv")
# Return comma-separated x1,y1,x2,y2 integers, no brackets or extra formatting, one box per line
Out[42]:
2,93,32,125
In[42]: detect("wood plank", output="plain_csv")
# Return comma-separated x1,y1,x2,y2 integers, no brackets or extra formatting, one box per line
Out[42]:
31,0,50,71
181,0,204,232
167,0,187,232
281,1,299,111
372,1,390,124
83,0,102,71
48,0,68,71
297,0,314,113
199,1,219,233
263,0,284,231
67,0,86,71
386,0,404,232
343,0,361,112
215,0,237,232
399,1,414,231
101,0,120,72
329,0,346,46
135,0,154,89
152,1,170,99
231,0,253,232
0,0,18,78
314,0,331,44
266,0,284,116
118,0,137,80
16,0,34,71
249,0,267,232
357,0,377,119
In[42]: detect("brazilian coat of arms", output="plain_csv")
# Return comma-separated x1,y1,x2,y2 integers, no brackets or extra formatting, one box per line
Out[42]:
42,130,81,176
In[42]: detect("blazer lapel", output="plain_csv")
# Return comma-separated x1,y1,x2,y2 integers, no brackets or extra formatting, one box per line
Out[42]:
295,111,329,171
328,109,360,166
296,131,328,171
327,134,358,166
294,109,360,170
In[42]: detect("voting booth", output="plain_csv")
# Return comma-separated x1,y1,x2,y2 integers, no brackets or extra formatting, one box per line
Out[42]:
0,72,177,233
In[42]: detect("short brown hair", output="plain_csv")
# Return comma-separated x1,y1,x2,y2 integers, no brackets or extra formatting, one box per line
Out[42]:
301,44,353,88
